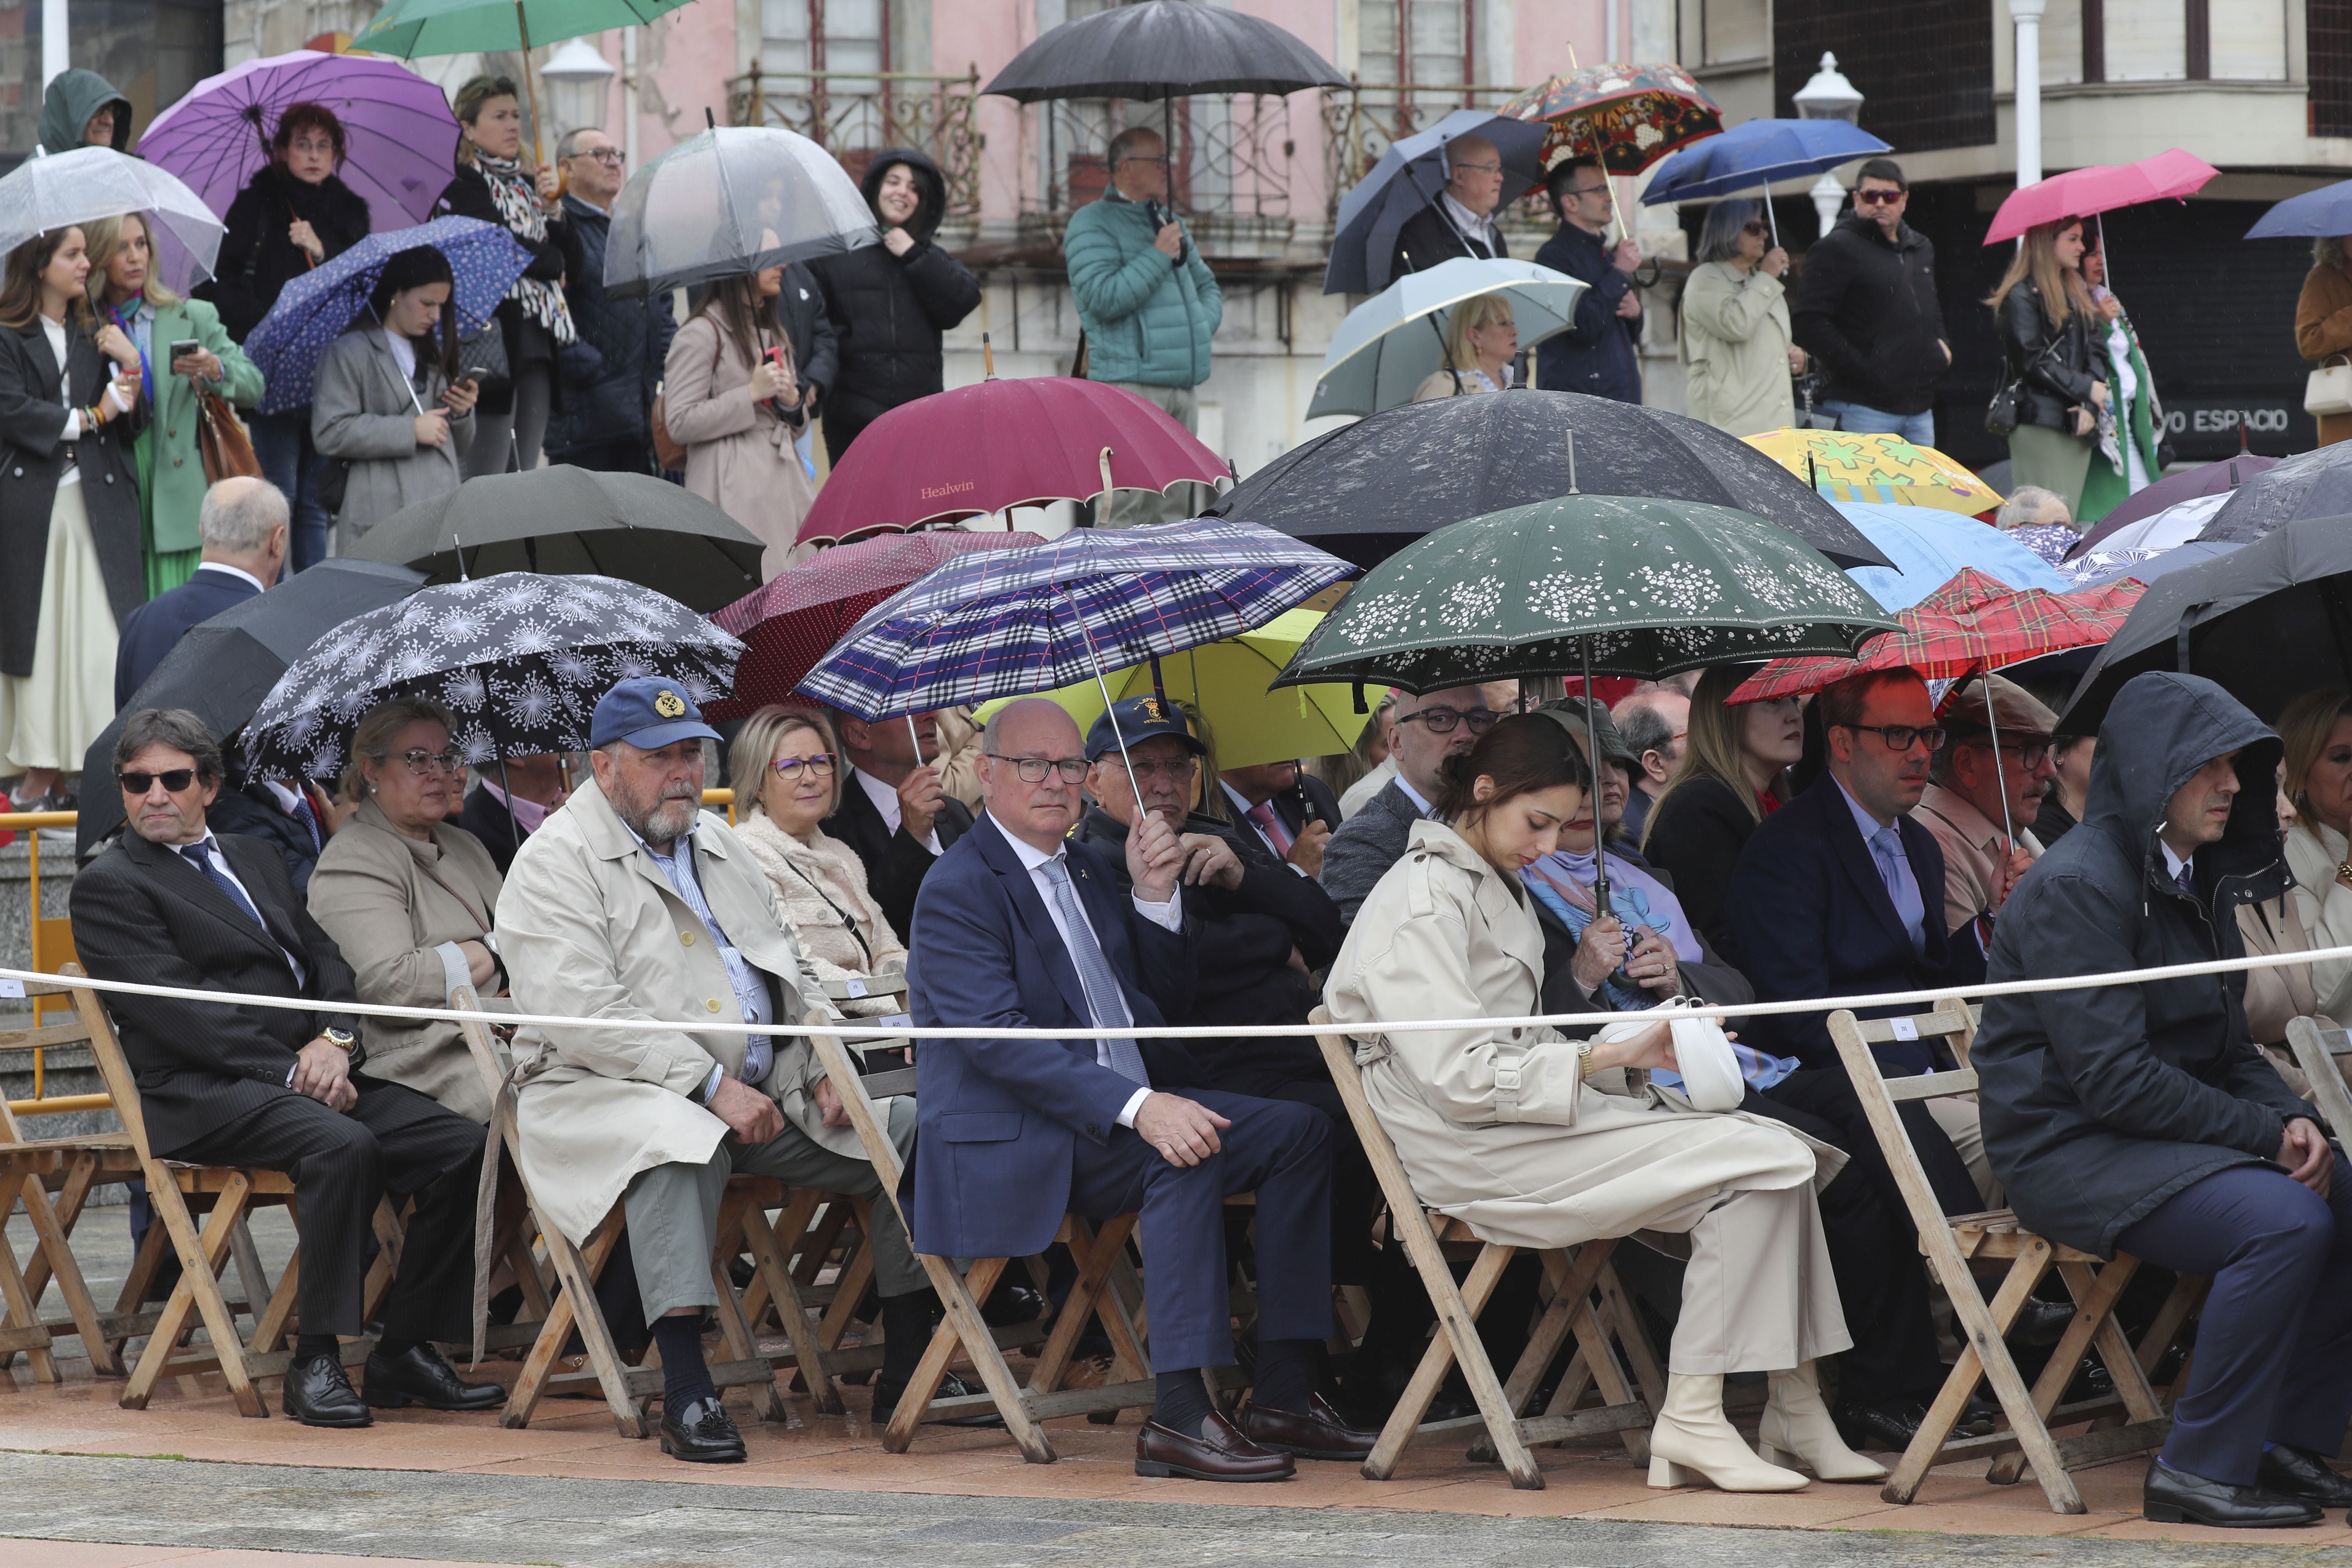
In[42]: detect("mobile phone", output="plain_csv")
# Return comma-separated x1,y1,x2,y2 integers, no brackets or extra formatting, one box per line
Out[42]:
460,366,494,384
168,338,202,362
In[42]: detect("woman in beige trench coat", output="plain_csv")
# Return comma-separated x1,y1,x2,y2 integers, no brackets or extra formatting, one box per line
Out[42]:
1324,714,1879,1494
663,263,816,580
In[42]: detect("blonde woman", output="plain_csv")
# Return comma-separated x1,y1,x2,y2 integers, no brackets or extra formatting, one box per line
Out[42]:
1638,663,1803,952
2280,688,2352,1024
1988,217,2107,513
1680,199,1799,437
1412,293,1518,401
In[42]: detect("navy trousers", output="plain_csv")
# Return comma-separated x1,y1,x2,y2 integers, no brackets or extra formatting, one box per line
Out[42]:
1066,1087,1332,1374
2116,1155,2352,1485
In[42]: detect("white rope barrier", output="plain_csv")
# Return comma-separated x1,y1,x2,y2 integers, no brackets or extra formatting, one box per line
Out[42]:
6,940,2351,1046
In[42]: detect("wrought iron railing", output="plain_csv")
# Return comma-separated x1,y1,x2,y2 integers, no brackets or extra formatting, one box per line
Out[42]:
727,67,983,220
1030,94,1298,225
1319,79,1549,225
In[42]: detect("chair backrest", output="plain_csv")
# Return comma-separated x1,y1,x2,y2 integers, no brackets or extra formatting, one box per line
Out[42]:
0,978,101,1144
2287,1016,2352,1145
64,968,160,1164
1826,1005,1982,1228
1308,1004,1446,1223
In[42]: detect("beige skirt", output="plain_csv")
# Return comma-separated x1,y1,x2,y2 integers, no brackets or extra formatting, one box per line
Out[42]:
0,481,119,774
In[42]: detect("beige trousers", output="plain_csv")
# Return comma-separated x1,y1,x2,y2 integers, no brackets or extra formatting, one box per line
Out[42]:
1666,1185,1853,1375
1926,1095,2002,1209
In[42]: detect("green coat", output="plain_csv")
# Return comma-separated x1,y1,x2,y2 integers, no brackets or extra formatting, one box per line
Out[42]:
1063,190,1221,389
136,297,266,557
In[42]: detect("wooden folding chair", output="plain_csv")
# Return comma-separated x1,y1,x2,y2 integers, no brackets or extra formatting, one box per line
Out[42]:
1308,1007,1655,1491
2287,1017,2352,1145
1828,1004,2204,1514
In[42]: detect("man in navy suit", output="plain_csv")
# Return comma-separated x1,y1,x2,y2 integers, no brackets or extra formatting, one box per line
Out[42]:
113,477,287,708
907,698,1371,1482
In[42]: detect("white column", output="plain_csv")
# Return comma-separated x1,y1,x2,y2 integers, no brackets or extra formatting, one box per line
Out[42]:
623,25,641,168
40,0,67,90
2012,0,2047,187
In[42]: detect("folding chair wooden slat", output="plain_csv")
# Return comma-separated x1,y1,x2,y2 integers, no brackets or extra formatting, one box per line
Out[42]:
2287,1018,2352,1146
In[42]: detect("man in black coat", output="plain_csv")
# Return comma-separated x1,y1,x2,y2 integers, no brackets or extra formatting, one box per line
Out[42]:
819,707,973,942
1789,159,1949,445
113,477,287,709
1533,157,1642,403
208,774,332,898
451,753,570,876
1975,673,2352,1528
545,129,676,474
1386,135,1509,282
70,710,501,1427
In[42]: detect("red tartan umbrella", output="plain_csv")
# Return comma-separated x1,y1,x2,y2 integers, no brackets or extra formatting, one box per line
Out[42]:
704,529,1042,718
1728,567,2146,704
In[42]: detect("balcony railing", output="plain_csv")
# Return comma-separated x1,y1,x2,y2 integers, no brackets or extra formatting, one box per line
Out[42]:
1029,94,1298,230
1320,79,1549,225
727,67,983,221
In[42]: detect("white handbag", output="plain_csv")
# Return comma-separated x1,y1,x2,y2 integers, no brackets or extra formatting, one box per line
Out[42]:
1595,998,1746,1113
2306,354,2352,417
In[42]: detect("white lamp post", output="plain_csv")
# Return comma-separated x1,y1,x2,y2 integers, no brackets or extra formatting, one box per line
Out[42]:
1793,53,1865,240
540,36,618,142
2012,0,2046,187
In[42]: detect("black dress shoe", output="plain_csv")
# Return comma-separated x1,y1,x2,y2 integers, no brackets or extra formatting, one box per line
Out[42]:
660,1395,747,1463
363,1343,505,1411
1834,1398,1924,1452
2145,1459,2322,1527
2258,1443,2352,1507
2010,1297,2078,1348
283,1351,373,1428
869,1369,1004,1428
1136,1411,1295,1482
1957,1393,2000,1437
980,1283,1047,1327
1237,1395,1380,1460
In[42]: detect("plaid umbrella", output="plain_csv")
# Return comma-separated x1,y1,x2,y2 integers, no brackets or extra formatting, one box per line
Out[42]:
1745,429,2001,517
1728,568,2145,704
1501,62,1721,175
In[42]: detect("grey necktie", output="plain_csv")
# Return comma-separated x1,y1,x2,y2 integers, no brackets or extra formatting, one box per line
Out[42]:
1039,858,1151,1087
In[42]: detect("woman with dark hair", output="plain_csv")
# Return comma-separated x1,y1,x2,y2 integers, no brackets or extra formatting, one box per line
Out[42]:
0,225,147,810
433,75,572,479
1326,714,1874,1494
1680,198,1800,437
663,255,814,576
309,245,479,549
202,101,372,572
1989,216,2106,515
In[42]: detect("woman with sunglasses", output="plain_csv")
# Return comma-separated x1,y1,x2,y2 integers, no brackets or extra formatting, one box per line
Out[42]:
1680,199,1802,437
306,697,511,1124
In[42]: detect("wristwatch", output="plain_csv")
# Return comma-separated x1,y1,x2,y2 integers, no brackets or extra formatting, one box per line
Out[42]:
322,1027,357,1051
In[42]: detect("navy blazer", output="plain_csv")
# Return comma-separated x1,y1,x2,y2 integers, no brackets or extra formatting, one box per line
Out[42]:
906,810,1199,1259
1722,772,1985,1074
113,567,262,709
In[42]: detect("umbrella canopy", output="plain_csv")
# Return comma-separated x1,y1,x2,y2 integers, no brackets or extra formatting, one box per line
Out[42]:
2246,178,2352,240
1730,569,2143,704
603,125,877,300
1271,496,1899,695
244,216,531,416
980,0,1346,102
1204,389,1892,571
2196,441,2352,543
1308,257,1589,419
2070,490,2232,558
1832,501,2069,612
797,377,1228,545
0,145,223,293
1638,117,1890,207
243,573,742,781
707,529,1044,718
1984,150,2217,245
2060,538,2243,591
76,559,429,855
342,465,768,612
352,0,692,58
2060,514,2352,731
797,518,1352,722
2067,451,2278,557
1323,109,1549,296
1745,428,2001,516
137,50,461,234
1500,62,1721,174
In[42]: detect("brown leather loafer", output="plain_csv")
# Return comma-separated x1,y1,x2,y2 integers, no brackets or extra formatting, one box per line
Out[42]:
1237,1395,1382,1460
1135,1411,1296,1482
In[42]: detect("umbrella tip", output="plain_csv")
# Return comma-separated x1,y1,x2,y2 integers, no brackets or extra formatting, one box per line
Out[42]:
705,107,717,130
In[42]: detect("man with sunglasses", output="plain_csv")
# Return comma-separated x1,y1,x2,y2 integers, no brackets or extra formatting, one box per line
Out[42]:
1320,684,1501,924
1912,675,2061,949
71,709,502,1428
1790,158,1949,445
1387,133,1510,282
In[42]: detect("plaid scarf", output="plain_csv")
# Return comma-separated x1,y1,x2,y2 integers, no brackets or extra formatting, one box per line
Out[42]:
475,152,575,346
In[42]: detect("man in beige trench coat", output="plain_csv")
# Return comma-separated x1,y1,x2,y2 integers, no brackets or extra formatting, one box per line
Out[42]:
497,677,941,1465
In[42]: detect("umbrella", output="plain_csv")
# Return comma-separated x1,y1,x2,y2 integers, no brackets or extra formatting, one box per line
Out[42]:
136,50,462,234
1745,428,2001,516
2246,179,2352,240
706,529,1043,719
2067,451,2278,557
1501,61,1721,239
2196,441,2352,543
797,377,1228,545
0,146,224,293
603,125,877,301
1830,500,2069,612
242,572,743,782
2060,538,2243,591
1204,389,1893,571
243,216,532,416
982,0,1344,101
1308,257,1589,420
1323,109,1549,296
342,465,768,612
2059,514,2352,731
2069,490,2233,558
1983,149,2216,246
76,559,429,856
1637,117,1889,248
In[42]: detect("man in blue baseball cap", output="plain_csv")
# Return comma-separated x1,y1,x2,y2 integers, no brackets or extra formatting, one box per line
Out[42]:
497,677,952,1463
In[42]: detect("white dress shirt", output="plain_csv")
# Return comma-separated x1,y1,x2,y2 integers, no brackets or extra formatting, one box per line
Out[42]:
858,765,940,854
196,560,270,594
2162,839,2193,888
1393,773,1436,818
1440,189,1502,255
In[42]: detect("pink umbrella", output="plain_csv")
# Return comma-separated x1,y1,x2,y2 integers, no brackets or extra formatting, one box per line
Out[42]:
1983,149,2217,245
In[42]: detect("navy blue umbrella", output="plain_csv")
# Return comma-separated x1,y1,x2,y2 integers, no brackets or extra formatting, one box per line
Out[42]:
2245,179,2352,239
1639,117,1890,246
1323,109,1548,296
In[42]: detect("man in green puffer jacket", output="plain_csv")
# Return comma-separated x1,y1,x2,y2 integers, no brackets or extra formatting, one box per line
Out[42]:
39,69,133,156
1064,126,1222,435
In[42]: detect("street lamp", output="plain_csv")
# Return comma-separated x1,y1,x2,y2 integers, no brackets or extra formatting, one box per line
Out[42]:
540,36,617,142
1793,52,1864,240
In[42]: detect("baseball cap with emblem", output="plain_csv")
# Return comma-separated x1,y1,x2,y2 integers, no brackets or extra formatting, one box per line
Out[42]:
590,676,725,751
1084,693,1206,763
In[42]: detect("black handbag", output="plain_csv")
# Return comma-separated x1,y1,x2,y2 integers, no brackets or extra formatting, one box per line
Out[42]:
1985,339,2056,438
456,318,511,401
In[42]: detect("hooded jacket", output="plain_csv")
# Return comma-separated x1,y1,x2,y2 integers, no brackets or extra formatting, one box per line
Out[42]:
1790,210,1948,417
805,149,981,464
39,70,131,156
1972,672,2311,1259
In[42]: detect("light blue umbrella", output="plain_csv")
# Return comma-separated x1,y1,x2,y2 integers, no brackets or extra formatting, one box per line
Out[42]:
1307,256,1588,420
1639,117,1890,247
1832,500,2067,611
1323,108,1548,296
2245,179,2352,239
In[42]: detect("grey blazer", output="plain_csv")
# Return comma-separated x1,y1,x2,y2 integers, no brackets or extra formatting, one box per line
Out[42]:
311,325,474,550
1320,779,1426,926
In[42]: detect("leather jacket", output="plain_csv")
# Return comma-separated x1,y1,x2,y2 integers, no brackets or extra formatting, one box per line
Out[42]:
1998,278,2100,432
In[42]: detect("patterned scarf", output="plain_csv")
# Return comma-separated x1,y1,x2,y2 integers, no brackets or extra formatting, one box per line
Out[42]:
474,152,575,346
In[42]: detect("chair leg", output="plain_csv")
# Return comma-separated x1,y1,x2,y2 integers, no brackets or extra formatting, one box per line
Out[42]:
505,1207,642,1437
15,1164,119,1376
1027,1213,1138,1396
125,1173,266,1419
0,1201,58,1384
706,1244,788,1425
1985,1256,2148,1487
737,1194,841,1413
885,1255,1055,1464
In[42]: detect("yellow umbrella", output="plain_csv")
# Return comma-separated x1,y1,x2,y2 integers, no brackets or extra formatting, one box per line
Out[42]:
977,609,1382,770
1743,428,2003,517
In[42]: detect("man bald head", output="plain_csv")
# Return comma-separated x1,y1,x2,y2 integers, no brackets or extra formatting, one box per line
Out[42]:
978,698,1091,851
1445,135,1506,218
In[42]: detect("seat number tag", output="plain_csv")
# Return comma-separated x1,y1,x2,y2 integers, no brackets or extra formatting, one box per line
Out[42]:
1889,1017,1919,1042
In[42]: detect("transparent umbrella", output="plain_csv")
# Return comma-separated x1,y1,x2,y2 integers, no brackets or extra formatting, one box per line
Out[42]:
603,124,876,300
0,146,225,291
1308,257,1588,419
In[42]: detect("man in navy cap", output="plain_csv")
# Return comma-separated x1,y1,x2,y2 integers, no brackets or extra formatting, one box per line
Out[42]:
497,677,952,1464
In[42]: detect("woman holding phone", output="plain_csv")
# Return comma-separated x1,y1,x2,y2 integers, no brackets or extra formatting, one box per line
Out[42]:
310,245,479,551
662,248,813,577
84,212,265,596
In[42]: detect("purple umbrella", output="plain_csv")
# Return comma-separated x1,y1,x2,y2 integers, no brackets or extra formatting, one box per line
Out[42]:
137,49,462,233
2065,451,2279,560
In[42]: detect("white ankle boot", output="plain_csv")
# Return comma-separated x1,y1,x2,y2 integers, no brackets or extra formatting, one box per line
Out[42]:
1646,1372,1810,1491
1755,1363,1888,1483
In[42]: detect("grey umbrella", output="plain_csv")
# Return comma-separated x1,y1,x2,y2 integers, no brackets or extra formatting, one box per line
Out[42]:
2195,441,2352,544
343,465,766,613
1323,109,1549,296
603,123,877,300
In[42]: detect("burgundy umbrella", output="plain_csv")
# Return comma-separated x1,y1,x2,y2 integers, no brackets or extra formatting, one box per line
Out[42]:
2066,452,2278,560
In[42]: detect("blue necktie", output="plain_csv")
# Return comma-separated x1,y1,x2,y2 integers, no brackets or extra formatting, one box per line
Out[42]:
180,842,268,933
2176,861,2196,897
289,791,321,853
1869,824,1927,955
1039,858,1151,1087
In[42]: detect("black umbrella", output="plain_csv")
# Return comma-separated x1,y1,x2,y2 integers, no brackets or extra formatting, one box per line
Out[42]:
77,559,429,855
343,465,767,613
2196,442,2352,544
1204,391,1894,571
2060,514,2352,732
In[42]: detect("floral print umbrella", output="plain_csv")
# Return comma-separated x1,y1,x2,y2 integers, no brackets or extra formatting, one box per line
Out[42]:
1501,62,1721,175
243,572,742,781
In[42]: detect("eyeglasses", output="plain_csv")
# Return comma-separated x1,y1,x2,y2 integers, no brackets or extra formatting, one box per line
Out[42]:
1962,740,2052,770
1855,188,1905,205
119,769,197,794
1741,221,1770,237
569,148,625,165
1452,161,1504,177
1843,723,1948,753
1113,755,1198,782
395,748,467,775
771,753,837,779
1567,183,1611,200
1400,706,1501,735
989,753,1090,783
